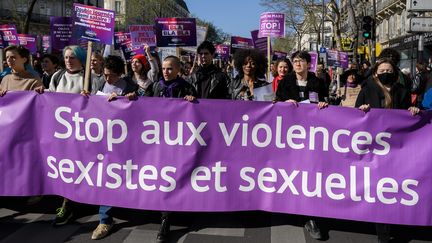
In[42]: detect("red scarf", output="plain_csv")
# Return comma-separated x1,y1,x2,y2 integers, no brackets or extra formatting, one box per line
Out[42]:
272,76,284,93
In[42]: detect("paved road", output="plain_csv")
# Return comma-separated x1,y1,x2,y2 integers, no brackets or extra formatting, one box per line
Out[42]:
0,196,431,243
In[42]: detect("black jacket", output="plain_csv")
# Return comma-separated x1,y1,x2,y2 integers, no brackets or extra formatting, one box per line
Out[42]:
153,77,197,98
275,72,327,102
187,64,230,99
355,78,410,109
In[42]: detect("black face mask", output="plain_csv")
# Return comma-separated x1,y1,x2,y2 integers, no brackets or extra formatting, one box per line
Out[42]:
377,73,396,85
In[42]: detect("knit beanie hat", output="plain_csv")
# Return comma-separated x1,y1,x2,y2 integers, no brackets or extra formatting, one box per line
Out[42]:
132,54,149,71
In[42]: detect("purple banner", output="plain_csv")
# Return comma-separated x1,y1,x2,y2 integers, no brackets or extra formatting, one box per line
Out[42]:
50,17,75,51
17,34,37,54
71,3,115,45
215,44,230,60
1,92,432,226
114,32,131,50
120,40,144,62
155,18,197,47
326,50,349,69
0,24,19,48
42,35,51,54
251,30,270,54
129,25,156,47
259,12,285,38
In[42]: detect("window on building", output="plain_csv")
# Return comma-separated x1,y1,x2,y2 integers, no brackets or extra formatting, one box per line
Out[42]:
115,1,122,14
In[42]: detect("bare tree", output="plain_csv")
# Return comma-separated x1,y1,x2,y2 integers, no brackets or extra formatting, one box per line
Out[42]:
23,0,38,34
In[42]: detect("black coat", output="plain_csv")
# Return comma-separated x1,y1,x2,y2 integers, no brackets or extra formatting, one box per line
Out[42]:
187,64,230,99
355,78,411,109
275,72,328,102
153,77,197,98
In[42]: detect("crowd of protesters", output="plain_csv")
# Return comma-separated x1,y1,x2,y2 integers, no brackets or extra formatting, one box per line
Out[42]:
0,40,428,243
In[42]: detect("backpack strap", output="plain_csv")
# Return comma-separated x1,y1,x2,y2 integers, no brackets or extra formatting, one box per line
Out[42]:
51,69,67,89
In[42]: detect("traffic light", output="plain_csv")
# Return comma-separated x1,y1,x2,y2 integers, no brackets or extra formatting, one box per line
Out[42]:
362,16,373,39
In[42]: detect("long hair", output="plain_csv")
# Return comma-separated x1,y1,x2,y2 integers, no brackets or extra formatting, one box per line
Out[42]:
233,49,267,78
372,58,398,108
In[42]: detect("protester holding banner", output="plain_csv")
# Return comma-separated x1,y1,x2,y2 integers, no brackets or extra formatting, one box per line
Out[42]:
230,48,269,100
356,58,419,115
0,45,43,95
271,58,292,93
187,41,230,99
41,54,60,89
90,55,138,240
130,45,159,97
274,51,328,109
355,58,419,243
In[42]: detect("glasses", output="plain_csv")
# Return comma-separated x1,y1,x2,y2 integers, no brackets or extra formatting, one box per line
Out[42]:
293,59,307,64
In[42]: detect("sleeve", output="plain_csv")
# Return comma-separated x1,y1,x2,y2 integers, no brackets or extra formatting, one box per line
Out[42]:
355,88,366,108
48,70,62,92
146,58,159,83
275,77,289,101
29,78,44,90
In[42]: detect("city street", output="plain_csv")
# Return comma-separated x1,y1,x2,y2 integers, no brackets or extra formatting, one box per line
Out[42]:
0,196,431,243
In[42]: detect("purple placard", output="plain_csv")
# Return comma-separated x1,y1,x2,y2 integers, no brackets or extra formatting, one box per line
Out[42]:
230,36,253,51
259,12,285,38
2,92,432,226
121,40,144,62
155,18,197,47
42,35,51,54
215,44,230,60
71,3,115,45
327,50,349,68
273,51,287,60
0,24,19,48
17,34,37,54
251,30,270,54
114,32,131,50
129,25,156,47
309,52,318,73
50,17,75,51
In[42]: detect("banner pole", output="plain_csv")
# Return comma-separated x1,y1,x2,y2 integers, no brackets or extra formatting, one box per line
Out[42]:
84,41,93,92
267,36,271,82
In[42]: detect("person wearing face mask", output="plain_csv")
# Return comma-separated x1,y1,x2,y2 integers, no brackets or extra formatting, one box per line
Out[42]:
355,58,419,115
355,58,419,243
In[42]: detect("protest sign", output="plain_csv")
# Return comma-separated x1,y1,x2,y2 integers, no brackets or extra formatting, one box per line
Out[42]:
71,3,115,45
50,17,75,51
155,18,197,47
114,32,131,50
120,40,144,61
0,24,19,48
215,44,230,60
230,36,253,53
259,12,285,38
309,52,319,73
129,25,156,47
273,51,287,60
327,50,349,69
1,92,432,226
251,30,270,54
17,34,37,54
42,35,51,54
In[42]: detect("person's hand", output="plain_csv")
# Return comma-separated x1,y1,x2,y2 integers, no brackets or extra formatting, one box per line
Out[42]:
359,104,370,113
125,92,137,101
184,95,196,102
108,92,118,102
285,99,298,107
408,106,420,116
0,89,6,97
318,102,328,109
144,44,152,58
80,90,90,98
34,86,45,94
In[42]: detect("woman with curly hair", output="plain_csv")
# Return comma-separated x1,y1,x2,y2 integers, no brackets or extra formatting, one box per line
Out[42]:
230,48,269,100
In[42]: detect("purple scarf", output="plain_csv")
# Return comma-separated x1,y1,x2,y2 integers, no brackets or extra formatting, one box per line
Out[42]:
159,77,186,98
